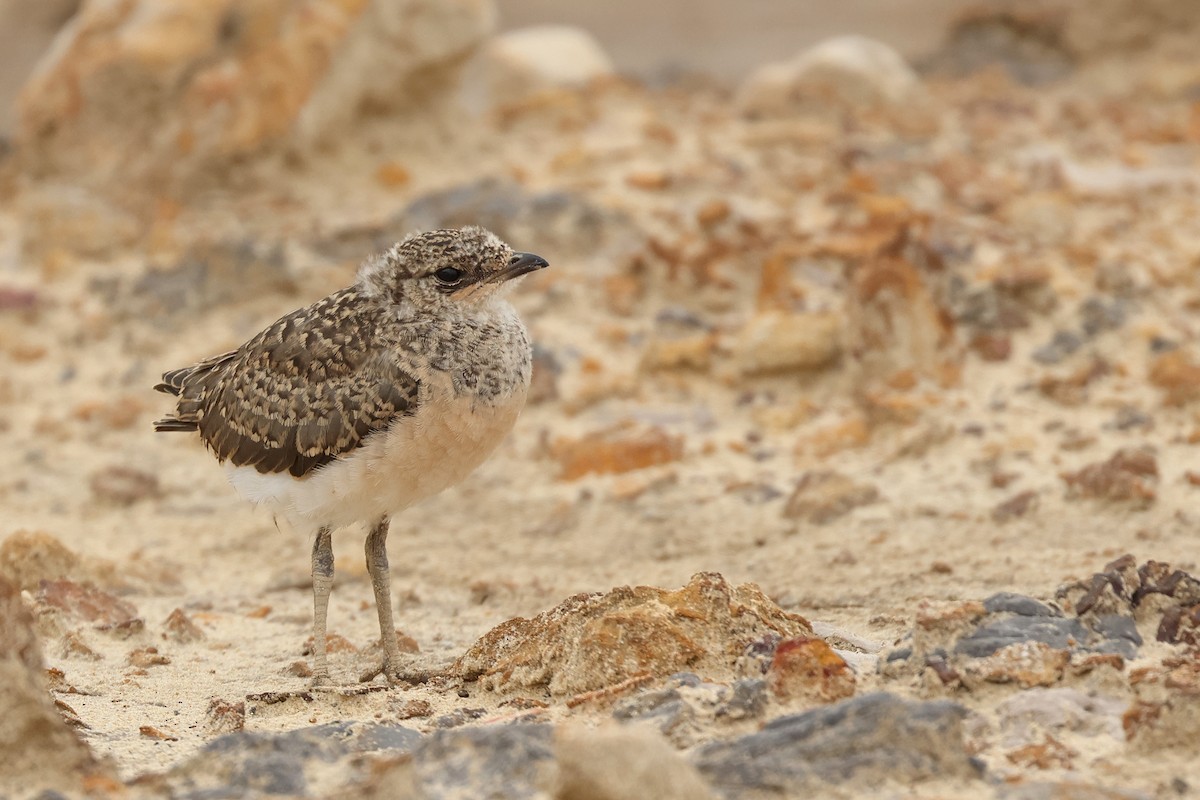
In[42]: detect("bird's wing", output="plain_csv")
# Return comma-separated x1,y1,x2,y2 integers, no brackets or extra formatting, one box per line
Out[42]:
153,288,420,478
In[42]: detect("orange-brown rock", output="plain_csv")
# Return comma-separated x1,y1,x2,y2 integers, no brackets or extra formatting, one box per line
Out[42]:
454,572,813,697
966,642,1070,688
0,531,82,591
766,637,856,702
15,0,493,196
162,608,205,643
551,423,684,480
1149,349,1200,406
1061,447,1158,505
36,579,143,636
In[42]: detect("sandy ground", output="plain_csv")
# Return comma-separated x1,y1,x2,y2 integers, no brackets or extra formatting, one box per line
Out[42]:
2,18,1200,796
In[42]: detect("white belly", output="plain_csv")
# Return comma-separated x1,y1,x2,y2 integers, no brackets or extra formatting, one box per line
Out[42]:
225,390,526,532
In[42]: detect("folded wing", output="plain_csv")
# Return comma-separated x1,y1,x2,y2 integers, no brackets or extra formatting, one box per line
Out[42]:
153,289,419,478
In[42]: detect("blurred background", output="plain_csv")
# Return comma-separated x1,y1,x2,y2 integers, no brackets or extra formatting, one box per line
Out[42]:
2,0,1200,791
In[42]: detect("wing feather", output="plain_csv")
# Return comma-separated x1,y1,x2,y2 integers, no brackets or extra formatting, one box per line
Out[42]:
154,288,419,477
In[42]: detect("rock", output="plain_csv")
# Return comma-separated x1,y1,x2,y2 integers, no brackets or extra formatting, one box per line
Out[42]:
1054,556,1200,647
131,238,296,320
454,572,813,697
0,530,82,591
409,724,557,798
15,0,494,193
1078,297,1127,337
738,36,928,120
1060,448,1158,506
205,699,245,734
921,8,1075,86
732,311,841,375
782,471,880,525
968,642,1072,688
640,333,716,372
996,688,1126,746
992,491,1038,523
0,0,80,135
550,423,683,481
971,331,1013,362
162,608,204,643
766,636,856,703
1032,330,1084,365
884,579,1148,689
984,594,1060,618
717,679,769,721
1148,349,1200,406
35,579,143,636
166,721,421,798
693,693,979,792
1038,358,1112,407
469,25,614,108
612,687,693,737
556,724,717,800
0,575,104,796
1123,657,1200,752
955,614,1087,658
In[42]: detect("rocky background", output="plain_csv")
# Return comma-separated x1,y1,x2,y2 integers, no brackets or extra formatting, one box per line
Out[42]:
1,0,1199,798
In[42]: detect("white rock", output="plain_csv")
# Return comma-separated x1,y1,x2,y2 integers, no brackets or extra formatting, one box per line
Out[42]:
738,35,925,119
469,25,614,108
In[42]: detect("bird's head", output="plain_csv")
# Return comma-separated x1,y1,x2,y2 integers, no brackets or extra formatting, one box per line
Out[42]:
358,226,548,312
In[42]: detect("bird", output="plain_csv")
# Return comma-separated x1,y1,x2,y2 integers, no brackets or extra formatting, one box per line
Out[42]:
153,226,548,687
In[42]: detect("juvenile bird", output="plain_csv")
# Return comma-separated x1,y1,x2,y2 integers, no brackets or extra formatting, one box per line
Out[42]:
154,227,547,686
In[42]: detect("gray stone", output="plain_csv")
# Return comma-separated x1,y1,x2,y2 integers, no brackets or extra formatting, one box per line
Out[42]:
1079,297,1127,337
716,679,768,721
693,693,980,793
169,721,420,799
1032,330,1083,365
1090,615,1142,658
410,723,557,800
983,593,1061,617
431,707,488,729
955,617,1089,658
613,688,694,736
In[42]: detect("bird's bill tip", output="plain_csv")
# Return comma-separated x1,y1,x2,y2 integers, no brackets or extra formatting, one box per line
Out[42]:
502,252,549,280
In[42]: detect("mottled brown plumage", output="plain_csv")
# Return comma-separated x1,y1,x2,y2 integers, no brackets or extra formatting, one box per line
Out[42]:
154,289,419,477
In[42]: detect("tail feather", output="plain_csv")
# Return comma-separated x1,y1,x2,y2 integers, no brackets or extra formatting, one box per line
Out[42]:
154,418,198,432
154,350,236,432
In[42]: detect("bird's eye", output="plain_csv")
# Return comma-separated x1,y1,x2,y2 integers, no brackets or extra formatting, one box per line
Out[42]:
433,267,464,284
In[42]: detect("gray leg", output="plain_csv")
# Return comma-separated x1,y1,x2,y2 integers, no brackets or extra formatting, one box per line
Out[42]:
310,526,334,686
365,516,403,682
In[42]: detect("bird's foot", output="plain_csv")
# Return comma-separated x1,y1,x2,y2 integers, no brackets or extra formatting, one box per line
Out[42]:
358,660,435,687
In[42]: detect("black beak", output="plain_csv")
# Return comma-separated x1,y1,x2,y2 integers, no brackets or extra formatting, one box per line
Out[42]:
498,252,549,282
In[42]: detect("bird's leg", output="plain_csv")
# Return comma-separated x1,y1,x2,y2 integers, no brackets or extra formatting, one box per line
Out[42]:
310,526,334,687
364,516,403,683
